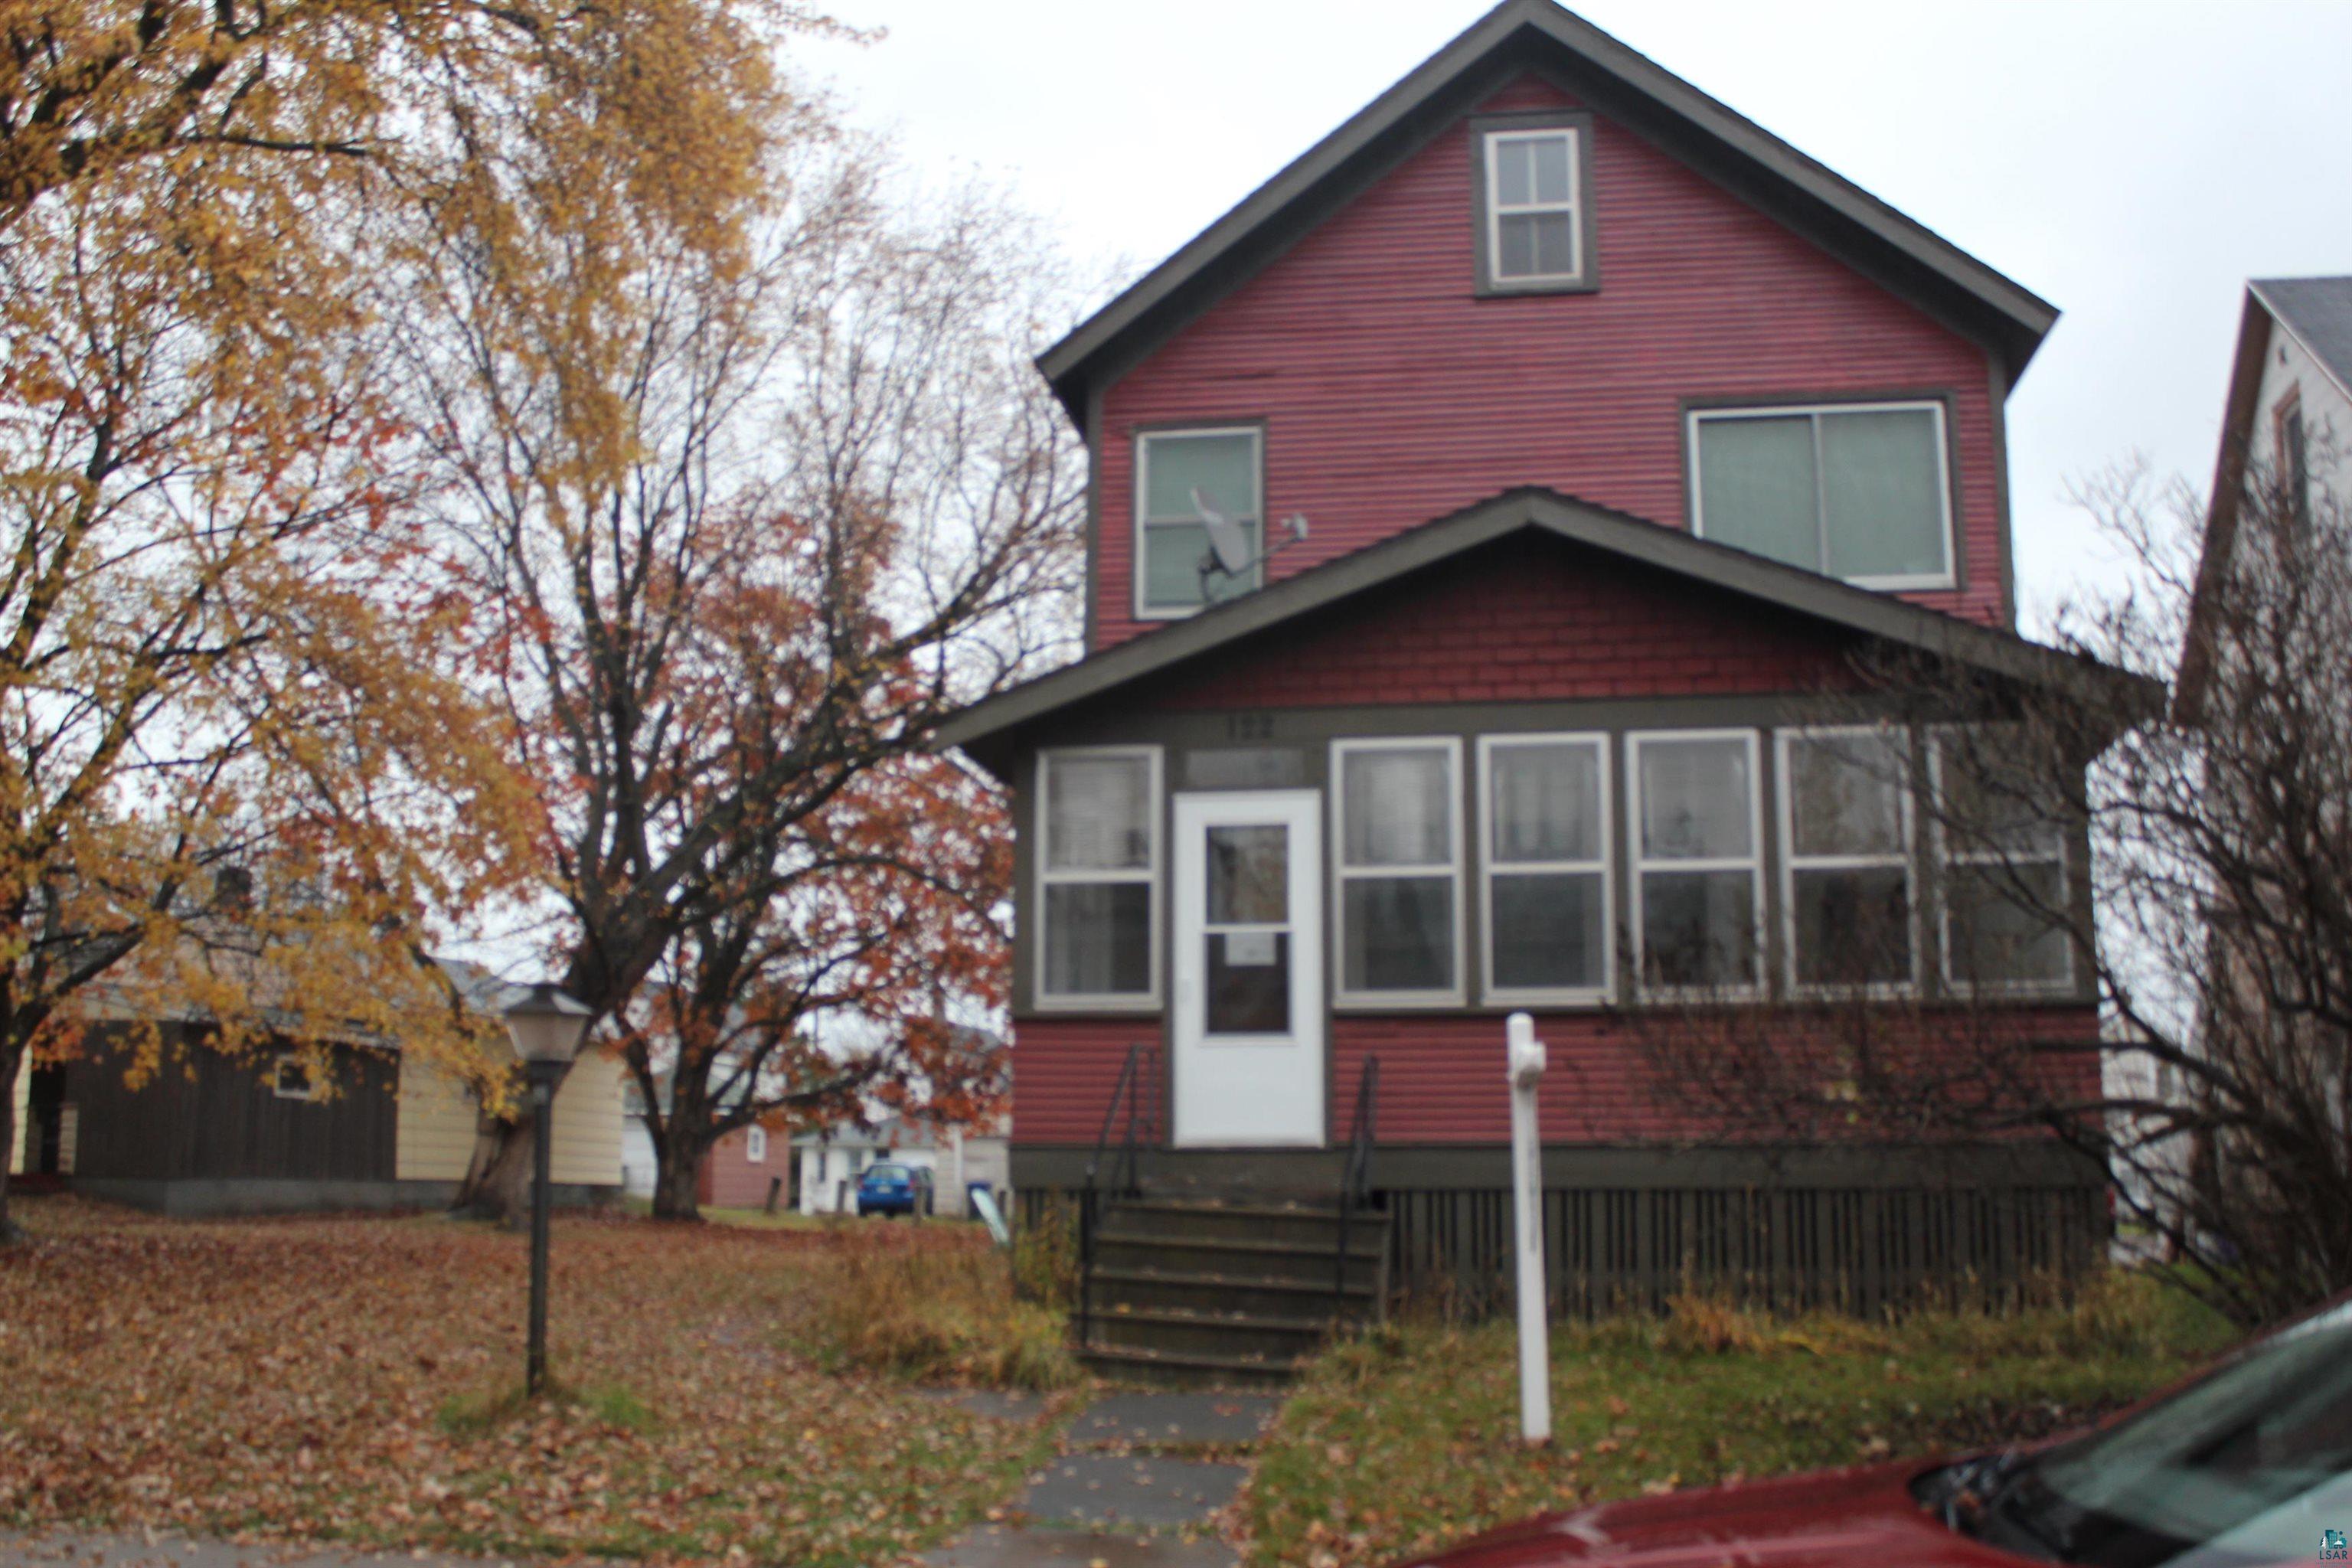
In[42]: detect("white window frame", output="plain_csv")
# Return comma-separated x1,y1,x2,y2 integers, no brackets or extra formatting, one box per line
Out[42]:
1034,745,1163,1012
1775,726,1920,999
1482,128,1586,289
1133,426,1264,622
1478,733,1614,1007
271,1053,318,1102
745,1125,768,1164
1687,401,1958,591
1331,737,1466,1009
1928,729,2076,1000
1625,728,1767,1000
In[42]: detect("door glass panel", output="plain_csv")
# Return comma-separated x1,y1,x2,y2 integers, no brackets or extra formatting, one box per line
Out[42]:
1208,931,1290,1035
1207,825,1287,924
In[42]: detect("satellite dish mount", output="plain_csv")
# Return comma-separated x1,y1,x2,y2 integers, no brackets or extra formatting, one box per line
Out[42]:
1192,485,1309,599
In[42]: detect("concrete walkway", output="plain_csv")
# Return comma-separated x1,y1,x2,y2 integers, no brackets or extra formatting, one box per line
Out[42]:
2,1393,1285,1568
919,1390,1282,1568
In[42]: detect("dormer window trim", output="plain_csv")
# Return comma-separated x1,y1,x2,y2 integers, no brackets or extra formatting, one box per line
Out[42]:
1471,111,1599,297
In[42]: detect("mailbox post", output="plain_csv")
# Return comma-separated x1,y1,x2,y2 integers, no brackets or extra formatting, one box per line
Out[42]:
1507,1012,1550,1445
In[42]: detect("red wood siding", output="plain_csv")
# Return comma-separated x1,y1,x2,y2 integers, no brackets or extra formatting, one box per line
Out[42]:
1330,1006,2100,1147
1007,1019,1166,1147
1093,76,2008,650
1137,531,1865,713
1013,1008,2097,1149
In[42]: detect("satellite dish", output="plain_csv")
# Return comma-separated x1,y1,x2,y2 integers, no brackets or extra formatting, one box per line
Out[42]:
1191,487,1256,576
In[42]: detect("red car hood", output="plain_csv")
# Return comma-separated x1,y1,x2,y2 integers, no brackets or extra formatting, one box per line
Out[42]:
1385,1460,2029,1568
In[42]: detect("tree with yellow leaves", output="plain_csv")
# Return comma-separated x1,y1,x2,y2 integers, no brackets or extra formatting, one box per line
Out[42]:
0,0,793,1240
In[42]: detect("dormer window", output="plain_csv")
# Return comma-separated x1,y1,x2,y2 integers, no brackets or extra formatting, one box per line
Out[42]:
1135,426,1263,618
1474,114,1596,294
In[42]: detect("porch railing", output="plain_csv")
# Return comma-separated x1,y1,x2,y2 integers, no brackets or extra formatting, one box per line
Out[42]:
1076,1040,1152,1349
1334,1054,1380,1298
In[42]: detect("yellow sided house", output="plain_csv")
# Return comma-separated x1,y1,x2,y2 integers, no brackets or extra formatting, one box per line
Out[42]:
9,1021,626,1218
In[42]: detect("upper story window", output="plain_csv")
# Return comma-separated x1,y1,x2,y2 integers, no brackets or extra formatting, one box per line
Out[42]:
1135,427,1262,619
745,1125,768,1163
1475,116,1596,294
1690,402,1955,590
1467,116,1599,293
1333,738,1462,1005
1037,747,1161,1007
2275,389,2308,523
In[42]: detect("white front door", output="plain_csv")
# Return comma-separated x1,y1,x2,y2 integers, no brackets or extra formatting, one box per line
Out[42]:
1171,790,1324,1147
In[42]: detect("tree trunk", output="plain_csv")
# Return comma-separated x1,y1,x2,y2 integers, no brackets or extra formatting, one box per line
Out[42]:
0,1037,18,1246
650,1128,707,1222
454,1093,547,1228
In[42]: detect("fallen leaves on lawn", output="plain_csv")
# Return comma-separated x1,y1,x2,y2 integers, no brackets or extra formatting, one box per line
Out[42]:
0,1200,1063,1566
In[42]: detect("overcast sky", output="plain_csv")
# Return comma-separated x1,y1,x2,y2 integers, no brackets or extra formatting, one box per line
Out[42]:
799,0,2352,635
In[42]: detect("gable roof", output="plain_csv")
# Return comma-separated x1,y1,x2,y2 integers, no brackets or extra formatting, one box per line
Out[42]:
1037,0,2058,420
2177,276,2352,721
934,488,2147,769
2252,276,2352,400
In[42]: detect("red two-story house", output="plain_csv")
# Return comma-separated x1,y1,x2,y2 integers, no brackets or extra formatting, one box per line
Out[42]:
938,0,2126,1372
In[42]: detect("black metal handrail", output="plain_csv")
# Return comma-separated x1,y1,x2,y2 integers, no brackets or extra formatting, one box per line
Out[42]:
1334,1054,1380,1298
1076,1040,1151,1349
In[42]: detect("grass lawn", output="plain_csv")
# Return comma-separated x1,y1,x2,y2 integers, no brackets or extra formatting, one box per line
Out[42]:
0,1195,1070,1566
1243,1275,2243,1568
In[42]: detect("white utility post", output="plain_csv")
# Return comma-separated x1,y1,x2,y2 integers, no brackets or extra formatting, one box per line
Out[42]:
1506,1011,1551,1445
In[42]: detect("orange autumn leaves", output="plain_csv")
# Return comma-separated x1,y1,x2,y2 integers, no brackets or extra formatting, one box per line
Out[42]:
0,1202,1055,1566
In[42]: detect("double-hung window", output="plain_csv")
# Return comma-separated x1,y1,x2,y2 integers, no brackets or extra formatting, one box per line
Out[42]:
1690,403,1954,588
1779,727,1916,992
1036,747,1161,1006
1479,734,1612,1003
1628,730,1762,993
745,1126,768,1163
1930,730,2073,995
1135,428,1262,617
1480,122,1589,290
1334,739,1462,1004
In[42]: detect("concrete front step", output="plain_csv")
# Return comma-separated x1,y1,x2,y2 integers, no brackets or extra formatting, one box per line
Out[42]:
1086,1304,1334,1361
1076,1341,1305,1389
1092,1231,1386,1289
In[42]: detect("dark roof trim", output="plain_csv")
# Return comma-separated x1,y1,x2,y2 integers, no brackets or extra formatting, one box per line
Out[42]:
1037,0,2058,416
2176,288,2276,722
2251,276,2352,400
933,488,2148,756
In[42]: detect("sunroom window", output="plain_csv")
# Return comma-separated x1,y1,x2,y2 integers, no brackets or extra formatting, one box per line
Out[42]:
1037,748,1160,1004
1780,727,1916,991
1628,730,1761,993
1480,734,1611,1002
1334,739,1462,1003
1136,428,1261,616
1930,731,2073,994
1690,403,1953,588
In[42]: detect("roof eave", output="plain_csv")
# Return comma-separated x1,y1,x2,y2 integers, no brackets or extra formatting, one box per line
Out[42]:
933,488,2143,766
1037,0,2057,417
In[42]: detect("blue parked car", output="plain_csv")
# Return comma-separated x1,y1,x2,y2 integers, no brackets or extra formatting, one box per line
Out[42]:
854,1161,933,1217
